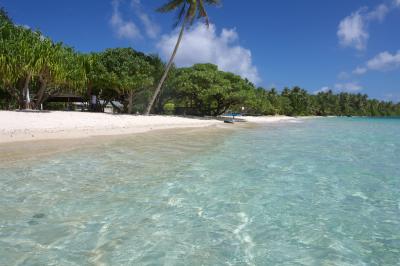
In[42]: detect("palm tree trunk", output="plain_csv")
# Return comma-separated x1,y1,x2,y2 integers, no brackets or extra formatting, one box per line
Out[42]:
145,19,187,115
23,74,31,110
34,77,47,109
87,81,93,111
128,91,134,114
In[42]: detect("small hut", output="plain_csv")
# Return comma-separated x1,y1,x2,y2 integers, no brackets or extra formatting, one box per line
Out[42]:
45,93,86,111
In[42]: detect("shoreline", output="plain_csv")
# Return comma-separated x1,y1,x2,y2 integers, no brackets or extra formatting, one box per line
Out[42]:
0,125,235,166
0,111,297,144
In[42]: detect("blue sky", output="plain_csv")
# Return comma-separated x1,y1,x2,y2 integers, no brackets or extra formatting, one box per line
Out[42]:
2,0,400,101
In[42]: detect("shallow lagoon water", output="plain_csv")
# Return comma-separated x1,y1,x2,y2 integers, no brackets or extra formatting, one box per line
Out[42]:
1,118,399,265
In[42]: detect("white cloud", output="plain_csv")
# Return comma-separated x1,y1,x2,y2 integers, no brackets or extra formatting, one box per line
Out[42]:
395,0,400,7
131,0,160,39
314,86,330,94
157,24,261,84
334,82,363,92
367,50,400,70
353,67,367,75
367,4,389,21
337,4,390,51
138,13,160,39
338,71,350,80
318,82,363,94
352,50,400,74
110,0,141,40
337,9,369,50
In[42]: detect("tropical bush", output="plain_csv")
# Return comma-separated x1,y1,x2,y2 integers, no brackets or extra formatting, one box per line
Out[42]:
163,102,175,115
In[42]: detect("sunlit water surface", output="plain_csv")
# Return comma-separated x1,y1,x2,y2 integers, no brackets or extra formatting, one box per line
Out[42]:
1,118,400,265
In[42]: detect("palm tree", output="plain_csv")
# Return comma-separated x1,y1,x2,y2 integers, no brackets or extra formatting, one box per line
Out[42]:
33,44,87,109
0,24,41,109
144,0,220,115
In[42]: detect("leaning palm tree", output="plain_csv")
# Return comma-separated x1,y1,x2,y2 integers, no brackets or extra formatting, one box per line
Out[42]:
145,0,220,115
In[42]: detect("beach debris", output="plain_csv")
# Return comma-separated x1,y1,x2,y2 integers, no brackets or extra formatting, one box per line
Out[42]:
32,213,45,219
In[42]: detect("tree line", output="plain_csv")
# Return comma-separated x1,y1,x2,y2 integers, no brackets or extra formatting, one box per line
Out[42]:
1,7,399,116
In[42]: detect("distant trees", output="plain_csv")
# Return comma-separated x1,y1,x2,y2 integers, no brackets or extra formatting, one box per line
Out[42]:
315,90,338,116
260,89,400,117
281,87,311,116
244,87,273,115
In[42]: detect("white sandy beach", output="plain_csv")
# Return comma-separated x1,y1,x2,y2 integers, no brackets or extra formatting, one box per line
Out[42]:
0,111,296,143
0,111,223,143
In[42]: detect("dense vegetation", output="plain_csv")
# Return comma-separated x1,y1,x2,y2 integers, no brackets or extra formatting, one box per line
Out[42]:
1,7,399,116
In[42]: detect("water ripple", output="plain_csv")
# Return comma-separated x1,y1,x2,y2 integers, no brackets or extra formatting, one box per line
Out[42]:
0,118,399,265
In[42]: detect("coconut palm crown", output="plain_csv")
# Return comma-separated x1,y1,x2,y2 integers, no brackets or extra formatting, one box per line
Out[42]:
158,0,220,27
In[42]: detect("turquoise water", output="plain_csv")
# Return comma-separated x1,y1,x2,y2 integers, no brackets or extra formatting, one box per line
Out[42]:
1,118,400,265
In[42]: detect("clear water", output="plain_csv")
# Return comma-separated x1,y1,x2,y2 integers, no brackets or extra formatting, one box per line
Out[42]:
1,118,400,265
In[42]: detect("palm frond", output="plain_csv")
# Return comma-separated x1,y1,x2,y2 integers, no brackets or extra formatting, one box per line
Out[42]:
197,0,209,26
156,0,185,13
204,0,220,5
186,0,197,25
173,3,187,28
158,0,221,28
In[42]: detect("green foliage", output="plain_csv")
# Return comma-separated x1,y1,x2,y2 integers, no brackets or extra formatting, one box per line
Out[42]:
163,102,175,114
0,6,399,116
281,87,311,115
171,64,254,116
0,7,12,24
99,48,154,94
0,11,156,113
98,48,154,113
0,18,87,109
